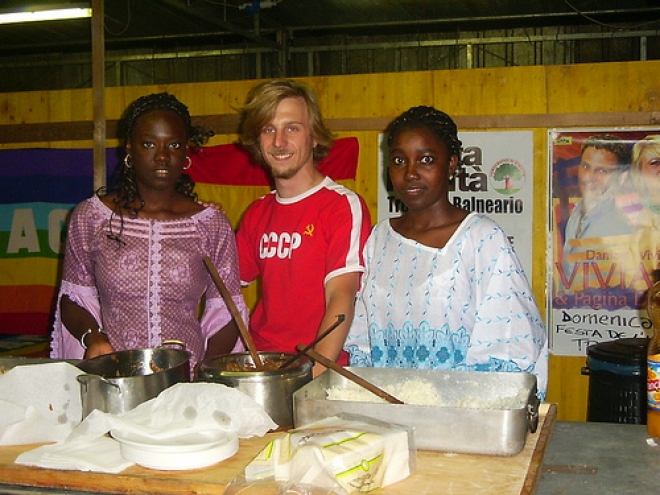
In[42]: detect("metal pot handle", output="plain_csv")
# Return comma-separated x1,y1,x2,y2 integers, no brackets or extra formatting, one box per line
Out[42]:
77,373,120,390
159,339,186,351
527,394,540,433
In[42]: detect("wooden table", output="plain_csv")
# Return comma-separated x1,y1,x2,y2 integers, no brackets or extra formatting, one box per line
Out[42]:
0,403,556,495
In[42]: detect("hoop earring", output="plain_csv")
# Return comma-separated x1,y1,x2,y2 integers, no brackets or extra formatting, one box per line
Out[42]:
183,156,192,170
123,154,132,169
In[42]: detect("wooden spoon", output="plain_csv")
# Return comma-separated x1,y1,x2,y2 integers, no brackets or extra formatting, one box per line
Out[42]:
278,314,346,369
203,256,264,370
297,346,404,404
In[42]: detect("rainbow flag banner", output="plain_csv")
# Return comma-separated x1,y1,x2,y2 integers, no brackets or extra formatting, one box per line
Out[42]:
0,138,358,336
0,148,110,336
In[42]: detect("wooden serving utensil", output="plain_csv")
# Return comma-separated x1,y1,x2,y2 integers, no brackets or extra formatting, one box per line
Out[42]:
203,256,264,371
297,345,404,405
278,314,346,369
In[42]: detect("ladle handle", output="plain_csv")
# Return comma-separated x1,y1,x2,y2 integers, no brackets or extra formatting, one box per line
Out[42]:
297,346,404,405
203,257,264,370
279,314,346,369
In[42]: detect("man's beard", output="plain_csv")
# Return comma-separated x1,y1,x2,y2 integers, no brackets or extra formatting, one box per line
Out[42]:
265,150,307,180
268,163,303,180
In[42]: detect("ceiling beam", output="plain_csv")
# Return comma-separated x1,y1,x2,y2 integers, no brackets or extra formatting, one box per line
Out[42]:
153,0,281,51
285,7,660,34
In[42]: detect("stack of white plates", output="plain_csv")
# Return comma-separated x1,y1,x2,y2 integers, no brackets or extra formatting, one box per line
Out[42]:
111,428,239,471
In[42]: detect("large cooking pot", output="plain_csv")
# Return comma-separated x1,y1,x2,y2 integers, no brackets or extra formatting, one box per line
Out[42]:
76,340,190,418
198,352,312,429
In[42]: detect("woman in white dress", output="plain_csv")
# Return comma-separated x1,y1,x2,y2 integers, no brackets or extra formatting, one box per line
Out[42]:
344,106,548,398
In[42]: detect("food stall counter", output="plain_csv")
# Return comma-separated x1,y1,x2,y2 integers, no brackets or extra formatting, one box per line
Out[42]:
0,403,556,495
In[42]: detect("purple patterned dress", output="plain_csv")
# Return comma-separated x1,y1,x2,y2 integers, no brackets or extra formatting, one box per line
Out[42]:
51,195,247,369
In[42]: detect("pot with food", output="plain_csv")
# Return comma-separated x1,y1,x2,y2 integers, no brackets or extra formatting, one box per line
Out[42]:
197,352,312,429
76,340,190,418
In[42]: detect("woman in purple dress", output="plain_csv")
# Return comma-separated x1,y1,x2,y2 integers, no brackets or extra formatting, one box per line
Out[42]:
51,93,247,371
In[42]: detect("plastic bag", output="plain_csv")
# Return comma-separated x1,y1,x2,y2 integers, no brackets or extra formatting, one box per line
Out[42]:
223,414,416,495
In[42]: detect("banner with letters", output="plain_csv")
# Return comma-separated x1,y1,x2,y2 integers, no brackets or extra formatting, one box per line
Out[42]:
0,138,358,336
0,148,119,336
549,128,660,356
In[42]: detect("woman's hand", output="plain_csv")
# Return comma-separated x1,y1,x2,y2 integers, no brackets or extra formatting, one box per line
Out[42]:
83,332,114,359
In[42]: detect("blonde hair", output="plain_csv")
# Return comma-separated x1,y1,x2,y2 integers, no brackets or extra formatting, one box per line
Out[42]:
631,135,660,198
238,79,334,166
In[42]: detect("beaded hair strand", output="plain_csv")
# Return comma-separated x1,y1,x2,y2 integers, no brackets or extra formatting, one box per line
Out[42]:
386,106,462,159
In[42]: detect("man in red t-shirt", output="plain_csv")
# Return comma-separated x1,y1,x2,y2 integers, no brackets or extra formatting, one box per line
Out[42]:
234,79,372,376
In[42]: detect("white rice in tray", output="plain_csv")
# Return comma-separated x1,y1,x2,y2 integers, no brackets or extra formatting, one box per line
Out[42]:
325,378,528,410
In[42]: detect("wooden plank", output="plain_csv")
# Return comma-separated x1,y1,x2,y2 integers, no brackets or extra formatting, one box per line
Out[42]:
521,403,557,494
546,62,660,114
92,0,106,191
0,121,103,143
194,114,241,134
432,66,548,117
327,111,660,130
2,112,658,144
0,404,556,495
546,355,590,422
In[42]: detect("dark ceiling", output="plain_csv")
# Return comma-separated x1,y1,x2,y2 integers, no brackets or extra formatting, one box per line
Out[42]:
1,0,660,57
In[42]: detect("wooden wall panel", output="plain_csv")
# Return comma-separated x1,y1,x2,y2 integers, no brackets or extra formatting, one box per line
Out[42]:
3,61,660,421
548,355,590,421
47,91,72,124
530,128,549,322
16,91,49,124
431,66,548,116
546,61,660,114
47,89,93,123
0,91,35,125
324,71,433,119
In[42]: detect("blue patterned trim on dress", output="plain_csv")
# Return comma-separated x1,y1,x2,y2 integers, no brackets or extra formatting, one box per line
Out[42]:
365,320,538,376
366,321,468,369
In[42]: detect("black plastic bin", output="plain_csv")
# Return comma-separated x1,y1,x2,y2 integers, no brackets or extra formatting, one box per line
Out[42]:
581,337,649,424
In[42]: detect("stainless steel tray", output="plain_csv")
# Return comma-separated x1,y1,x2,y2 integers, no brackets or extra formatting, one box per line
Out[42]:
293,367,539,456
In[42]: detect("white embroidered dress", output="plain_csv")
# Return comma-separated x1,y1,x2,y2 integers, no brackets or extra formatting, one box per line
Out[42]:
344,212,548,396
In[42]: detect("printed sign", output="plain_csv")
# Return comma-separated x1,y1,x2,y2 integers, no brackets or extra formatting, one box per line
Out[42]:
549,129,660,355
377,131,535,280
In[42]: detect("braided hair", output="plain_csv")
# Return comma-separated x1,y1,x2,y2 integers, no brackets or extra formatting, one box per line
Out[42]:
106,92,212,244
386,106,462,160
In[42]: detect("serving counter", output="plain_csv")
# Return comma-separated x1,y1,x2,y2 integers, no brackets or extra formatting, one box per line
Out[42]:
537,419,659,494
0,403,556,495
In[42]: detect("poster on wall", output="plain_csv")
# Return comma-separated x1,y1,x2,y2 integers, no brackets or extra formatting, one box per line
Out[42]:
549,129,660,356
377,130,535,280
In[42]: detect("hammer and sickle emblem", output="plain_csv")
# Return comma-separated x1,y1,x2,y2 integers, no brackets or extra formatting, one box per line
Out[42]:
304,224,315,236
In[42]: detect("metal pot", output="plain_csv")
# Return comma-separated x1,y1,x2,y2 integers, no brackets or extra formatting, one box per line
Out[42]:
76,341,190,418
197,352,312,429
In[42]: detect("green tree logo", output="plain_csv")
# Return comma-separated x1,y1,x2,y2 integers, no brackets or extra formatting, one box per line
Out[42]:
490,159,525,194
